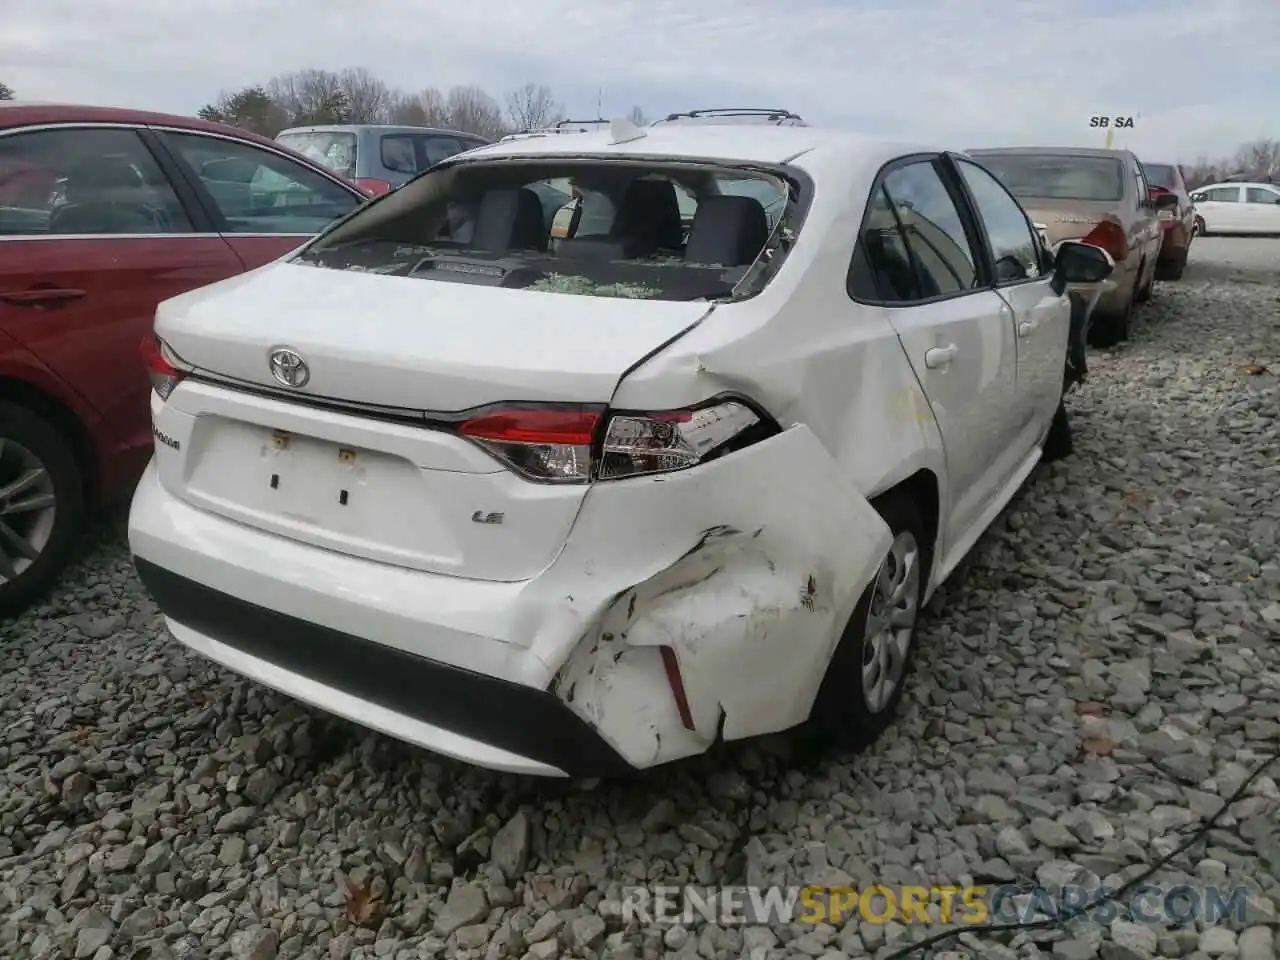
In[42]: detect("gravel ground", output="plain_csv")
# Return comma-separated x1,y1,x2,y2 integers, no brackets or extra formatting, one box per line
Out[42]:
2,238,1279,960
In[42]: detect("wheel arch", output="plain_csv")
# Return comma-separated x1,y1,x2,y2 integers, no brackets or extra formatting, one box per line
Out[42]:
872,467,940,580
0,376,100,504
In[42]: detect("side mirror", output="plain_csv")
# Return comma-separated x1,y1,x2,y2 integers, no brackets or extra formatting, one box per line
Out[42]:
1154,193,1179,210
1053,240,1115,290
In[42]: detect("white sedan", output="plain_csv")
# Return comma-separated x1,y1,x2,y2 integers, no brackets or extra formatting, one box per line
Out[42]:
128,121,1113,777
1191,180,1280,235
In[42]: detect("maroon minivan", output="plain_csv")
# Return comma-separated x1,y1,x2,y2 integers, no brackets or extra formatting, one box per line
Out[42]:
0,102,369,614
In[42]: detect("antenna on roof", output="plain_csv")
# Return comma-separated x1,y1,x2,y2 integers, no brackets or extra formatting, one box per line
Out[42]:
608,118,646,145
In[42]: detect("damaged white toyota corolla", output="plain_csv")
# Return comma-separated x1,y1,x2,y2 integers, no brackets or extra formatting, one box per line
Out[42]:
128,120,1114,777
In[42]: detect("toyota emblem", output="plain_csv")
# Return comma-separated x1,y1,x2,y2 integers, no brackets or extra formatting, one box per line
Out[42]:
269,348,310,388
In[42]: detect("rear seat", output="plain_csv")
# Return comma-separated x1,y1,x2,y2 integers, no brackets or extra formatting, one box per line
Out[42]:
684,195,768,266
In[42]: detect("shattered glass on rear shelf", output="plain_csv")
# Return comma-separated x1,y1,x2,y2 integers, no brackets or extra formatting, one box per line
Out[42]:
290,156,806,303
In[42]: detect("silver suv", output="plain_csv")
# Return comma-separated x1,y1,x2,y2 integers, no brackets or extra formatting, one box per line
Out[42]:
276,124,488,195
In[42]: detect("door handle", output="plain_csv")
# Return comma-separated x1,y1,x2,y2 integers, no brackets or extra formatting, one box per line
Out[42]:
924,344,958,369
0,288,86,307
1017,320,1035,337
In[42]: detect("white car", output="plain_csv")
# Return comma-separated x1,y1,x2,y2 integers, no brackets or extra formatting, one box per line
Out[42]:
128,121,1113,777
1190,180,1280,235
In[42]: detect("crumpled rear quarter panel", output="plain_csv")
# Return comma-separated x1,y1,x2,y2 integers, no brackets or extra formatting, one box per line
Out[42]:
541,425,893,769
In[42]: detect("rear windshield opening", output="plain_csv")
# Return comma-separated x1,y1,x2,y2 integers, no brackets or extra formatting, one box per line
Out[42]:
291,158,797,302
978,154,1125,202
277,131,358,179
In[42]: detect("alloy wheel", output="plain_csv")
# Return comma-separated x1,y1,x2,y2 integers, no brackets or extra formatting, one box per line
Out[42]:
861,529,921,713
0,438,58,582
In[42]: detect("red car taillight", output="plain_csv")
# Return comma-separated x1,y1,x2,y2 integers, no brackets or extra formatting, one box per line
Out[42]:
355,178,393,196
457,399,774,483
139,334,185,401
1079,221,1128,262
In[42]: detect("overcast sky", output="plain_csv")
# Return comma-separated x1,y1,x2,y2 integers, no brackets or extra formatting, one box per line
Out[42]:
4,0,1277,162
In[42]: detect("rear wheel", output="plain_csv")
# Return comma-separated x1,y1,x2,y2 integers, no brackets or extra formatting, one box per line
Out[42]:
1088,284,1133,348
0,403,86,617
1041,399,1073,462
1157,248,1189,281
811,492,930,750
1134,258,1153,303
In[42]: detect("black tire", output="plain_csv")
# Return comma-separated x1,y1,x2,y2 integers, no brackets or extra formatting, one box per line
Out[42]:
0,403,86,617
1195,216,1207,237
1158,248,1189,281
1042,399,1073,462
1134,259,1153,303
810,491,932,751
1088,293,1132,348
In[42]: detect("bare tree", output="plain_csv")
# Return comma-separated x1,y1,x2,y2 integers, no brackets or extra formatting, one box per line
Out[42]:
505,82,562,132
267,69,349,125
445,85,507,139
418,88,450,126
338,67,392,124
0,81,14,101
388,92,426,125
627,105,648,126
1233,139,1280,180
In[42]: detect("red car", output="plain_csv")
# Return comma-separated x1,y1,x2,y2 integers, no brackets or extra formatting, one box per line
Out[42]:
0,103,369,614
1140,161,1195,281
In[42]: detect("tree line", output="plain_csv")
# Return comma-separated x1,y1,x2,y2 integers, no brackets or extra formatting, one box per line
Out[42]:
1180,140,1280,188
193,67,648,141
1,73,1277,182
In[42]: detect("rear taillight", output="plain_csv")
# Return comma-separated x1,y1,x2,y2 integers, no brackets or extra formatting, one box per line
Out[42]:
457,399,773,483
355,178,393,196
139,334,185,401
1079,221,1127,262
460,406,601,482
598,401,766,479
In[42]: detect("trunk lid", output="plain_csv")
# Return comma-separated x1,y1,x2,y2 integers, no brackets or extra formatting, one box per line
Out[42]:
151,262,711,583
1019,199,1122,245
155,261,711,411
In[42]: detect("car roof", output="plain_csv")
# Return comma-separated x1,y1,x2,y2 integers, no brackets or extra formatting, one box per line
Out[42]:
968,146,1133,160
451,123,936,169
1200,181,1272,188
0,101,368,195
0,100,286,151
278,123,484,140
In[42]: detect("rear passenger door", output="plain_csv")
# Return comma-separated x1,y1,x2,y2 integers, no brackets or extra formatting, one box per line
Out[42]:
155,130,363,269
849,156,1022,543
0,125,243,461
951,156,1067,446
1242,185,1280,234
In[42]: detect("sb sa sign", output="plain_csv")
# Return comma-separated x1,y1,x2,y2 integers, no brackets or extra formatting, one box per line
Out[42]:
1090,116,1136,128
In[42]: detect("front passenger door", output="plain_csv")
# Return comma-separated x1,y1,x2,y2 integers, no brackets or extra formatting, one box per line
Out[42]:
853,158,1021,543
1197,186,1243,232
952,157,1067,449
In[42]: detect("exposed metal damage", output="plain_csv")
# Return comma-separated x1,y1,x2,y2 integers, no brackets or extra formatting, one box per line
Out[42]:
540,426,893,768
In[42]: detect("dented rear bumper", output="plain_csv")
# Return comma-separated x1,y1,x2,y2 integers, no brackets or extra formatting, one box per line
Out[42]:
129,426,891,775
